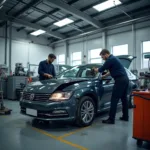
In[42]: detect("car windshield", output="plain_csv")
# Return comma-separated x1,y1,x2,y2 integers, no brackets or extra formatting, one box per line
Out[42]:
57,64,102,79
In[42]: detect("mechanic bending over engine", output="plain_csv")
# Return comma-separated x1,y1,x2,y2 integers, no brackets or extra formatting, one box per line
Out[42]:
94,49,129,124
38,54,56,81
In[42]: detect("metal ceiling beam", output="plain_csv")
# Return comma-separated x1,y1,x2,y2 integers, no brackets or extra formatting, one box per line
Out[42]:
13,0,42,17
16,0,81,32
53,0,140,32
0,14,65,39
32,0,79,23
0,0,42,27
62,5,150,37
45,0,103,28
51,14,150,45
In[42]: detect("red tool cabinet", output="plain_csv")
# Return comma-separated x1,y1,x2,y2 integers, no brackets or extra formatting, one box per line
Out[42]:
132,91,150,147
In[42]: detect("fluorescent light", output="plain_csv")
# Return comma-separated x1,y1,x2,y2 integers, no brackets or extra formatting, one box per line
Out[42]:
93,0,122,12
54,18,74,27
30,29,46,36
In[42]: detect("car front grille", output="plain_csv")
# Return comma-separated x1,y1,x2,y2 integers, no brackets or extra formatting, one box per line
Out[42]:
23,92,50,102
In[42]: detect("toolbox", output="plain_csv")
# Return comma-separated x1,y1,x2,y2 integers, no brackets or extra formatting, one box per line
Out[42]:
132,91,150,147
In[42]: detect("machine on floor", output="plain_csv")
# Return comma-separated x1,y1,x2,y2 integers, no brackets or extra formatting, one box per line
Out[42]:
7,63,28,100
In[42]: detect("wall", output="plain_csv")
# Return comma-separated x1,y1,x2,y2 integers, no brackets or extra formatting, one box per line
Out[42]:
136,28,150,72
0,38,5,64
11,41,53,72
54,20,150,72
0,26,53,73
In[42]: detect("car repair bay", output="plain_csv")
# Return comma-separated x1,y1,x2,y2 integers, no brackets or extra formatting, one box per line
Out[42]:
0,100,149,150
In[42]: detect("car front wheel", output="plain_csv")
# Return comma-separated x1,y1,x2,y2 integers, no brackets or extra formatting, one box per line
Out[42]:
76,96,96,127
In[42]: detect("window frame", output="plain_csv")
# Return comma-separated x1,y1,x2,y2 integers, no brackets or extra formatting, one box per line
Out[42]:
89,48,102,64
141,41,150,69
112,44,128,56
71,51,82,66
57,54,65,65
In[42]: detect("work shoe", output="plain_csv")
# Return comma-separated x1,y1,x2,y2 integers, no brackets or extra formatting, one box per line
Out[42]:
102,118,115,124
119,117,129,121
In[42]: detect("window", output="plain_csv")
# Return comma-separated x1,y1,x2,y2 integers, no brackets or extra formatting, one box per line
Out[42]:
57,54,65,64
59,66,80,78
112,44,128,56
89,49,102,63
72,52,82,66
142,41,150,68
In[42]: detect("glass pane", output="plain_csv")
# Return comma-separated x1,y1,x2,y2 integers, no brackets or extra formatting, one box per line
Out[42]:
143,57,149,68
112,44,128,56
61,67,80,78
91,58,102,63
72,60,81,66
143,41,150,53
80,67,98,78
90,49,102,58
72,52,81,60
58,54,65,63
58,62,65,65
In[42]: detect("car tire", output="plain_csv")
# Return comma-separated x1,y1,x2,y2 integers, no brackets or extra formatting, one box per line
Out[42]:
75,96,96,127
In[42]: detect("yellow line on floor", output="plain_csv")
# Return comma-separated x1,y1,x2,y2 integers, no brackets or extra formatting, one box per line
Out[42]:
32,127,88,150
58,126,90,139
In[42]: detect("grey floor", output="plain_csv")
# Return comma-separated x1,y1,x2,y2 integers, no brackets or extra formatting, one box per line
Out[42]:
0,100,150,150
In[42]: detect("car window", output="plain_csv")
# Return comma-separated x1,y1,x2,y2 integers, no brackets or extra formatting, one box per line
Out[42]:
58,67,80,78
79,67,99,78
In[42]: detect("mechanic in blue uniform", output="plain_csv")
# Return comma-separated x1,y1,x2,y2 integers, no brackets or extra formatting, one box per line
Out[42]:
38,54,56,81
94,49,129,124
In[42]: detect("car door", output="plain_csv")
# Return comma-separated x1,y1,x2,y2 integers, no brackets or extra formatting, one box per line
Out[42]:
99,76,114,109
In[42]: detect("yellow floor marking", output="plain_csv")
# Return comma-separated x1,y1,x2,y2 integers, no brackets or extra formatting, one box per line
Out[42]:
32,127,88,150
58,126,90,139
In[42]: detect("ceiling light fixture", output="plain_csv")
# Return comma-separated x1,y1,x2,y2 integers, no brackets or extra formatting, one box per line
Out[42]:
54,18,74,27
93,0,122,12
30,29,46,36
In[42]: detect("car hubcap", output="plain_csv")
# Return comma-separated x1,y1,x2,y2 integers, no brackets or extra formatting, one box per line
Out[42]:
81,100,94,124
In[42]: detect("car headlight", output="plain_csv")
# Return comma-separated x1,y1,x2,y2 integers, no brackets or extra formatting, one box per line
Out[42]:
49,91,72,101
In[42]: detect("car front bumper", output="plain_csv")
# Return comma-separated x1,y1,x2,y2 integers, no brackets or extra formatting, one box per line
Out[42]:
20,97,77,121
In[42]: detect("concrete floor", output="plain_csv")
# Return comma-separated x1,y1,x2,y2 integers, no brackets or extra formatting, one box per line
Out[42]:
0,100,150,150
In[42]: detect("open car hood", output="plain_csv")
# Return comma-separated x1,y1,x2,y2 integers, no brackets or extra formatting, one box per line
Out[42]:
116,55,136,68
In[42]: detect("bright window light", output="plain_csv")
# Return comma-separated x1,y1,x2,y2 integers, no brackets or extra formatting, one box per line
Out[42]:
112,44,128,56
93,0,122,12
54,18,74,27
142,41,150,69
89,49,102,63
30,29,46,36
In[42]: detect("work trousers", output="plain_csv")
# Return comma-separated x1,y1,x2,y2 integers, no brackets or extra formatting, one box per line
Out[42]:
109,76,129,120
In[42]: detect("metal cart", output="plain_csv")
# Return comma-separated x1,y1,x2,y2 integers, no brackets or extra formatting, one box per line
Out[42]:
132,91,150,147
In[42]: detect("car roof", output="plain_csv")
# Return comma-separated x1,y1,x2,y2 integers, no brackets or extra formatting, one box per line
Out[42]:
73,63,102,67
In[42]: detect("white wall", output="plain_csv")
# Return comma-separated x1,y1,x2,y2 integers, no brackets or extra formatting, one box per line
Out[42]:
11,41,53,72
136,27,150,72
0,38,5,64
0,26,53,73
54,20,150,73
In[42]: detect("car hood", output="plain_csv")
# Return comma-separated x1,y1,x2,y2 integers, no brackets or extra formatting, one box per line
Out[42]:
116,55,136,68
24,78,89,93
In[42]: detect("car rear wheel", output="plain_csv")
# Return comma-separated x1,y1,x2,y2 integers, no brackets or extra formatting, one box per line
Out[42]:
76,96,96,127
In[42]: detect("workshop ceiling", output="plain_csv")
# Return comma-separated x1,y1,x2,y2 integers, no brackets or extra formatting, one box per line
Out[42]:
0,0,150,43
